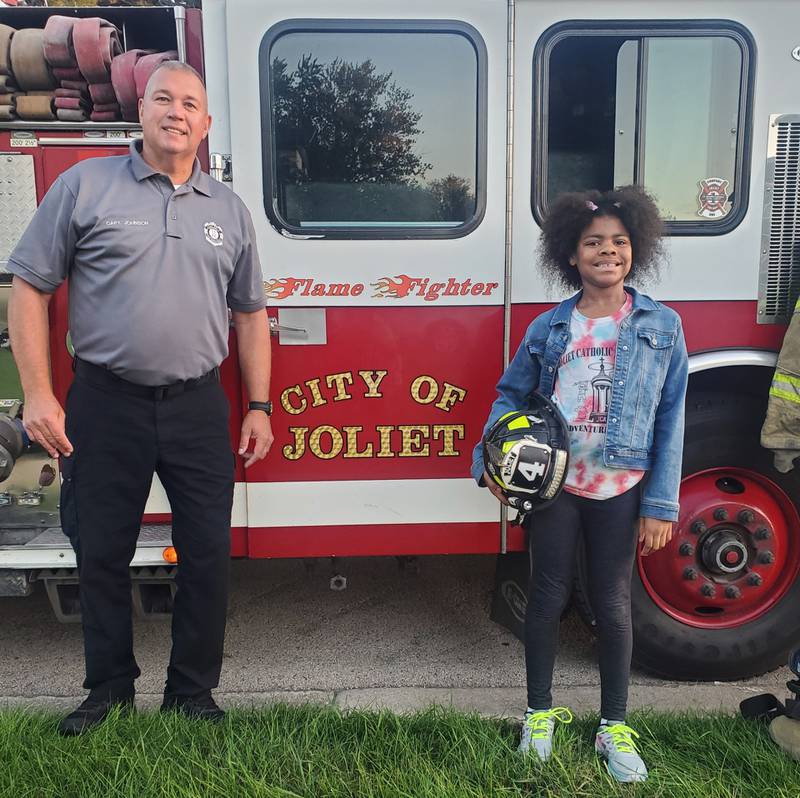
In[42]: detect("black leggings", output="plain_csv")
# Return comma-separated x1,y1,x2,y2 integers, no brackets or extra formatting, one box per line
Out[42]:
524,486,640,720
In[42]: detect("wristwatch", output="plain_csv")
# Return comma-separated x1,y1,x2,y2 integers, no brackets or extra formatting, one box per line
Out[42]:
248,400,273,416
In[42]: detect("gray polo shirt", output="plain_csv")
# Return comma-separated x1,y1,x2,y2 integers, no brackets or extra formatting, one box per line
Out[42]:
7,141,266,385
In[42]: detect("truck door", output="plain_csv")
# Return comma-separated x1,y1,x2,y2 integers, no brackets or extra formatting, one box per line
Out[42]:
212,0,507,556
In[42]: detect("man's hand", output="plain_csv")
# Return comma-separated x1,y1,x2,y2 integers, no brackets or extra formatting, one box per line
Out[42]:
639,516,673,556
22,392,72,459
483,470,509,505
238,410,274,468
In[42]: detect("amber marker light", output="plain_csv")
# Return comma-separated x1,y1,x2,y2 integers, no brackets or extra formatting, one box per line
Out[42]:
162,547,178,564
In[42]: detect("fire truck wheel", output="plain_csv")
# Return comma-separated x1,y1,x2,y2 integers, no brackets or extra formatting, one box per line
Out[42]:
573,391,800,681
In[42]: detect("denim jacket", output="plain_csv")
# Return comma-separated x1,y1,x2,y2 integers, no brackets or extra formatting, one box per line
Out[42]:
471,287,689,521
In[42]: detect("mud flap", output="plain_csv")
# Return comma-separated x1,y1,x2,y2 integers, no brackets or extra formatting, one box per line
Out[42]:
489,551,530,643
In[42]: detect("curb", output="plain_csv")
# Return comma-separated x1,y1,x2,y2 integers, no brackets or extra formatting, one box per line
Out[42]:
1,682,777,717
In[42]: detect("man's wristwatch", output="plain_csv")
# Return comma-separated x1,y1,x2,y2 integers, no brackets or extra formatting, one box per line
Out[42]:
248,400,273,416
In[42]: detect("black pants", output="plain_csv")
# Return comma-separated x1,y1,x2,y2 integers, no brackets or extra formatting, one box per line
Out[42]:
61,366,234,699
524,486,640,720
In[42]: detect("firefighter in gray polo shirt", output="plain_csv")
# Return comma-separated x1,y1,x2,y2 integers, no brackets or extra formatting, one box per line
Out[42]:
7,62,273,735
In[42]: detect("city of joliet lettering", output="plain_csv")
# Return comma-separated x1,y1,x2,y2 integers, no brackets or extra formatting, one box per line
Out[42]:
279,370,467,460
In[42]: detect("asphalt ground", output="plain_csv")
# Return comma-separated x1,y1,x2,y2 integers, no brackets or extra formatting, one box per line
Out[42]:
0,555,790,716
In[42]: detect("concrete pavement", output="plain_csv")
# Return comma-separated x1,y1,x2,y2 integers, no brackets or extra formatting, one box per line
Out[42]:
0,555,790,717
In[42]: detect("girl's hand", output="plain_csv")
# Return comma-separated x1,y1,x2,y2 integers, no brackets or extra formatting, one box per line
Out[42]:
639,516,673,556
483,470,510,505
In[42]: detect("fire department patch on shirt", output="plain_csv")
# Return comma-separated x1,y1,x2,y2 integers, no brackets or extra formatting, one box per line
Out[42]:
204,221,224,247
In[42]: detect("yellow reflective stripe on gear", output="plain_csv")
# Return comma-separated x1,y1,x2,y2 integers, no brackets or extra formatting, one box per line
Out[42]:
507,416,530,430
770,381,800,398
774,370,800,388
769,386,800,405
502,441,514,453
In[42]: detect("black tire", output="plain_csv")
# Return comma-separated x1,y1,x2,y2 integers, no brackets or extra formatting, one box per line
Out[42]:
574,391,800,680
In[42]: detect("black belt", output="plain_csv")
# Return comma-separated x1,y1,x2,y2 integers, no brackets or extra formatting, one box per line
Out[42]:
74,358,220,401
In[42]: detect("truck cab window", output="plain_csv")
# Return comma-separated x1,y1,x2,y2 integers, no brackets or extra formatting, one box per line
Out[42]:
537,23,752,234
262,24,485,238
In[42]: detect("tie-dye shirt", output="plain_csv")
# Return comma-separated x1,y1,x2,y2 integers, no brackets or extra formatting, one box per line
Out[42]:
552,293,645,500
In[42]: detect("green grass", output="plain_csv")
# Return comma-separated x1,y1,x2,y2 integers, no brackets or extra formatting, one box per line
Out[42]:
0,705,797,798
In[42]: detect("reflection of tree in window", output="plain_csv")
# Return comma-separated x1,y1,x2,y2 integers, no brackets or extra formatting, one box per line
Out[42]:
272,55,475,226
429,175,474,223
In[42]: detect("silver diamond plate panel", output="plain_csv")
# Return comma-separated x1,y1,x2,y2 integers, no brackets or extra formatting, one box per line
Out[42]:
0,153,36,272
24,524,172,548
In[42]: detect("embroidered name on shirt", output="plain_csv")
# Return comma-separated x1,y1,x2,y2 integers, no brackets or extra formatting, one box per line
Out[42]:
105,219,150,226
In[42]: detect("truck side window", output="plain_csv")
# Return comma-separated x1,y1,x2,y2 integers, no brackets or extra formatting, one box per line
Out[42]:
534,22,754,234
261,22,486,239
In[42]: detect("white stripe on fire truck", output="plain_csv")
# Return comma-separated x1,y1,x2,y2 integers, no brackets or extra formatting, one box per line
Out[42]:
145,479,500,527
245,479,500,527
144,478,248,527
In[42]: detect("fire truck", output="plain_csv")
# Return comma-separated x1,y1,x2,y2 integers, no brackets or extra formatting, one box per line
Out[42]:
0,0,797,682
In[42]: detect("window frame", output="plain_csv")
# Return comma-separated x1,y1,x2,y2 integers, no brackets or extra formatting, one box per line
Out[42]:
259,18,488,241
531,19,756,236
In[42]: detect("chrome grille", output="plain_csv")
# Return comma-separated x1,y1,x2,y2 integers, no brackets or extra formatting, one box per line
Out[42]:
759,115,800,324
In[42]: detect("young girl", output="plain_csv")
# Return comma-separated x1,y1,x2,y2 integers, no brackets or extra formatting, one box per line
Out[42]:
472,186,688,783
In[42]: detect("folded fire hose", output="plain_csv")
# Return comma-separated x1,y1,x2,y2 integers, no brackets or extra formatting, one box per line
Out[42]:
1,17,179,124
44,15,86,121
10,28,55,92
110,47,153,122
0,23,14,76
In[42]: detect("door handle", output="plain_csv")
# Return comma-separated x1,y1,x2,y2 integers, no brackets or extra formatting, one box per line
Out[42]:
268,316,307,337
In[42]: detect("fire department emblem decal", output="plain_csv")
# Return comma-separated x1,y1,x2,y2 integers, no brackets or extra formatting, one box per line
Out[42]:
697,178,730,219
204,221,224,247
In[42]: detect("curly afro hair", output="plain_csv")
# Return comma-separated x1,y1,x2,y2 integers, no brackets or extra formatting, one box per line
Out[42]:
539,185,666,291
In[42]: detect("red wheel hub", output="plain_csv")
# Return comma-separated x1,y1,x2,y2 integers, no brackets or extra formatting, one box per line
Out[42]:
639,468,800,628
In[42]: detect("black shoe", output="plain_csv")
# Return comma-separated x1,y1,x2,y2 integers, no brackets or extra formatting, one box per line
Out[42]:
58,694,134,736
160,692,225,722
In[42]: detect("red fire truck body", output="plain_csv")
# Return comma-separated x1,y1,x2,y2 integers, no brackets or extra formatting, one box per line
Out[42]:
0,0,798,681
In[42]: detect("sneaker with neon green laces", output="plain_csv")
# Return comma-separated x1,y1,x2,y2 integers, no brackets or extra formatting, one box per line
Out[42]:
595,722,648,783
518,707,574,760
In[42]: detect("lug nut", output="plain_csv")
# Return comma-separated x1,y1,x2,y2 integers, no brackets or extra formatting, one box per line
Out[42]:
748,573,763,587
758,551,775,565
738,510,755,525
725,585,741,599
701,584,716,597
679,543,695,556
683,567,698,581
713,508,729,521
691,520,707,535
755,527,770,541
